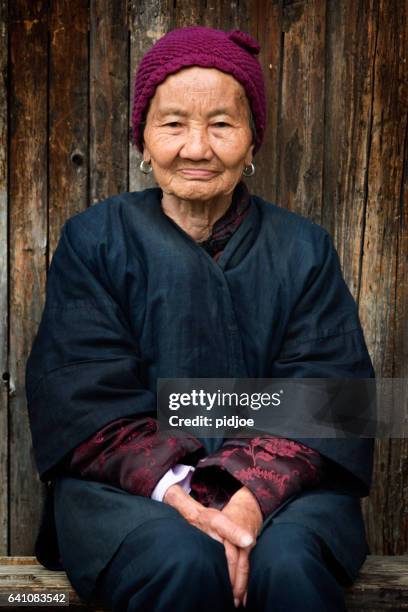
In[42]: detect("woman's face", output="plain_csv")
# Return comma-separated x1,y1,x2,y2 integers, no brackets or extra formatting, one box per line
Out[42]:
142,66,254,202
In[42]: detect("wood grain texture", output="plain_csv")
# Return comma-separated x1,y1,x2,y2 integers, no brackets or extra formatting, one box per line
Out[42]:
0,555,406,611
0,559,105,609
8,0,48,555
49,0,89,255
242,0,282,204
90,0,129,204
344,555,408,610
0,0,9,554
322,0,379,295
278,0,326,223
200,0,240,30
0,0,8,557
322,0,382,553
357,0,408,555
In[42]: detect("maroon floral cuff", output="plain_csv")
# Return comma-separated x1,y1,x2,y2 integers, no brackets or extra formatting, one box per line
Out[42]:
63,416,206,497
194,436,326,519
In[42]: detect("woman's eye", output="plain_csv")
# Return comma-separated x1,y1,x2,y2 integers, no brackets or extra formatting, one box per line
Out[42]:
165,122,182,128
212,122,230,128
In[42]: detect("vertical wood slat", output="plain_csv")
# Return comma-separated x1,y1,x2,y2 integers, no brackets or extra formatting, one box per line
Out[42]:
245,0,282,205
322,0,379,297
49,0,89,256
90,0,129,204
322,0,382,553
394,0,408,557
171,0,203,28
278,0,326,224
200,0,240,30
359,0,408,555
9,0,48,554
0,0,8,556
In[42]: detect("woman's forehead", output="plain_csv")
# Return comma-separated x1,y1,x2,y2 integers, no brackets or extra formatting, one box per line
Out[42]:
162,66,239,87
150,67,248,114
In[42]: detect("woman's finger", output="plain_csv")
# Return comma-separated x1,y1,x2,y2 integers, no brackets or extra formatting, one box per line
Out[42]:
233,546,250,606
223,538,238,586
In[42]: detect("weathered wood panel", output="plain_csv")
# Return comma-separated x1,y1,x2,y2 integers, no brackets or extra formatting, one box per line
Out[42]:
323,0,382,554
0,0,8,557
8,0,48,554
278,0,326,224
90,0,128,203
245,1,282,204
49,0,89,255
200,0,241,30
322,0,378,294
359,0,408,555
0,0,407,561
0,555,407,611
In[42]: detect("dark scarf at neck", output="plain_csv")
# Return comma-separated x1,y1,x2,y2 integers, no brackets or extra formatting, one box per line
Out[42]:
196,181,251,262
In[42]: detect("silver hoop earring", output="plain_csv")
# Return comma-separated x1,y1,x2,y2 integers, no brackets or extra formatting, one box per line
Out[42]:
243,162,255,177
139,159,153,174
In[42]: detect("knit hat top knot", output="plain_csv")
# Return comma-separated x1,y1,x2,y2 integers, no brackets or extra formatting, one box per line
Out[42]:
227,30,261,55
131,26,267,154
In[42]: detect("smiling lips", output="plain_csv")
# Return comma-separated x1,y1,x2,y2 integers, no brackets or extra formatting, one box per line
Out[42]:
179,168,219,178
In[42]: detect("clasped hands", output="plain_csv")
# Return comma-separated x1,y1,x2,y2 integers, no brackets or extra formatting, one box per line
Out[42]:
164,483,263,608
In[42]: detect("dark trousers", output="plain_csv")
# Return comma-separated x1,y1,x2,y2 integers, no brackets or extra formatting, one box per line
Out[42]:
95,517,347,612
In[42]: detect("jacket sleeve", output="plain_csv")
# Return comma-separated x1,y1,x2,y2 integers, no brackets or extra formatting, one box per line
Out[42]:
268,228,376,496
25,215,204,483
191,437,326,519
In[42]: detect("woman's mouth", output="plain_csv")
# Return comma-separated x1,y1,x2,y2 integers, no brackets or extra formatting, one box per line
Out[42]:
178,169,219,178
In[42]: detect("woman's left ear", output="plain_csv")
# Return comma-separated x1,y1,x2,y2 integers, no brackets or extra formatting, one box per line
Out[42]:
245,144,255,166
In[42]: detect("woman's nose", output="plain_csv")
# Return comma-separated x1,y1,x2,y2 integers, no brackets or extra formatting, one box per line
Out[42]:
179,126,212,160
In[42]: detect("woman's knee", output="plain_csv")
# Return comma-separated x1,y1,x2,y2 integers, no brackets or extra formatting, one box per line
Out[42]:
246,523,347,612
249,522,329,586
96,517,233,611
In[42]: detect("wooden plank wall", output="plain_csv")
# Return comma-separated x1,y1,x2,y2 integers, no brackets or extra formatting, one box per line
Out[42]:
1,0,407,557
0,0,7,557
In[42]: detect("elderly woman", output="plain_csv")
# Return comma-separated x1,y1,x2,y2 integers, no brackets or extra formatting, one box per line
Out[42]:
26,26,374,612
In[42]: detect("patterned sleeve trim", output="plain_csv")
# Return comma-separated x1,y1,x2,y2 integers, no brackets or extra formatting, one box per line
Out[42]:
63,416,206,497
194,437,326,519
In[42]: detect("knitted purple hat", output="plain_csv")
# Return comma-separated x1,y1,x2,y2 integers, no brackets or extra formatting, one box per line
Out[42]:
132,26,266,154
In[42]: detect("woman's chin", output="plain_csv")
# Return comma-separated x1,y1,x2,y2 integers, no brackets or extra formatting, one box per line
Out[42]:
164,177,231,202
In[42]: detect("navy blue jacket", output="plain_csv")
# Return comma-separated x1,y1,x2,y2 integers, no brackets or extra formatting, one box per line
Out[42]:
26,187,375,600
